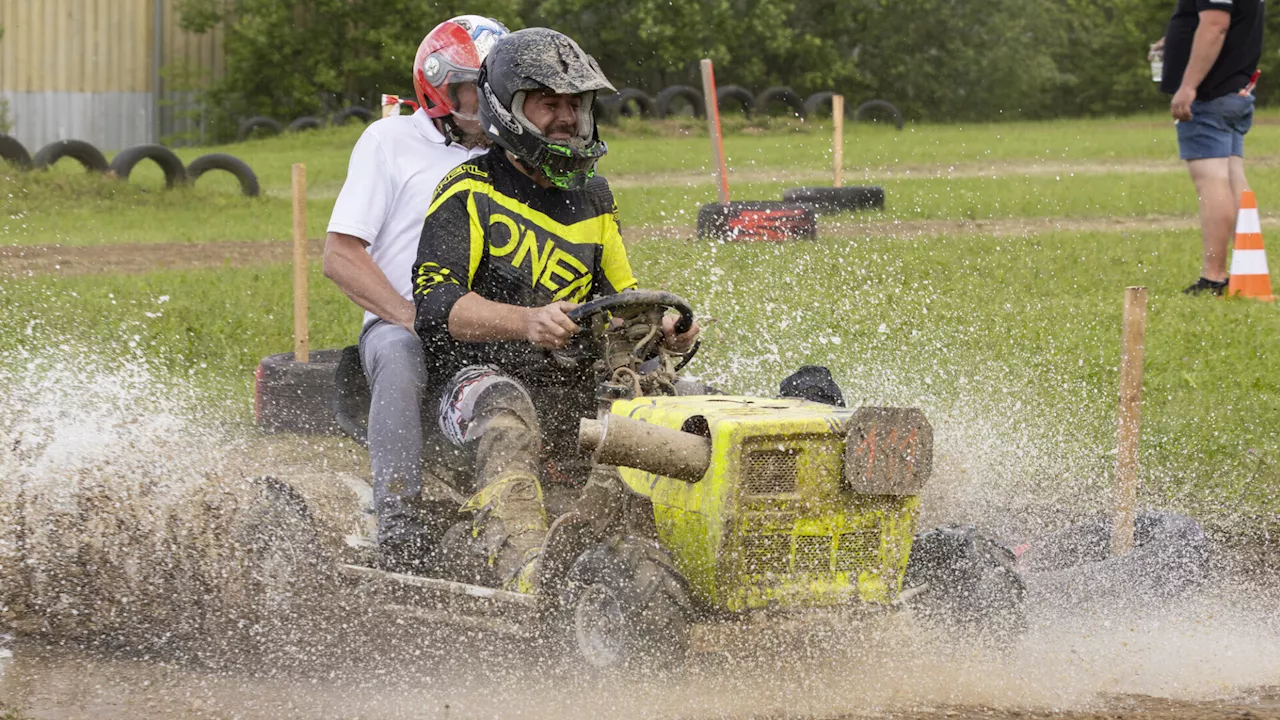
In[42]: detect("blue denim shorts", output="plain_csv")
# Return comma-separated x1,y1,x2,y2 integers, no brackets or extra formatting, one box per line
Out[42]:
1176,93,1254,160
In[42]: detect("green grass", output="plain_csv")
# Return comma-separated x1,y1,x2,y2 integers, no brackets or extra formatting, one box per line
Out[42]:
1,228,1277,526
3,113,1280,529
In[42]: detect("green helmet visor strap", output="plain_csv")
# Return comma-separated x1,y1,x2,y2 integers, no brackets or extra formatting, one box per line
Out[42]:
536,139,608,190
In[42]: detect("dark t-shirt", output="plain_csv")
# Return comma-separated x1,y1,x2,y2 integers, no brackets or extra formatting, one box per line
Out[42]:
1161,0,1265,99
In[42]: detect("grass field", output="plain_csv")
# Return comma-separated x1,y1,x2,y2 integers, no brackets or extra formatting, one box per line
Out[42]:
2,111,1278,532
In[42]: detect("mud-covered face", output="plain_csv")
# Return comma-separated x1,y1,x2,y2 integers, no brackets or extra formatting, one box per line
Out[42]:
522,89,584,141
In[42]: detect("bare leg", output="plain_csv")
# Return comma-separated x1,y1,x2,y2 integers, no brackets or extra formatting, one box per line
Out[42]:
1187,157,1236,282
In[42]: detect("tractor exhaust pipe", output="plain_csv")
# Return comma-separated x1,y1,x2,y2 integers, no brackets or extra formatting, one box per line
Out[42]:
579,415,711,483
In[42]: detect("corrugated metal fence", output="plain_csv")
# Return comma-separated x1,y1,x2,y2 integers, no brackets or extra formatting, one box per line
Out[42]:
0,0,224,154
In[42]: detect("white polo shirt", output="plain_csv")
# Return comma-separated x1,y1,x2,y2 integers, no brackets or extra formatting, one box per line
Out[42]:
327,110,486,329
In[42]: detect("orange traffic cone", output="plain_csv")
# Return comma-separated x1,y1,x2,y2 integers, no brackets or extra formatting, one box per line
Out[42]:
1227,191,1276,301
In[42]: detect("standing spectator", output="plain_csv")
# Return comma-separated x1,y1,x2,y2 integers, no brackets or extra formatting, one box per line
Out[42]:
1152,0,1265,295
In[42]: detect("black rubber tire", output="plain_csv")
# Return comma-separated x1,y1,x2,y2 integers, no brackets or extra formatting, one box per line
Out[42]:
32,139,109,173
237,116,283,141
902,524,1027,636
1016,511,1208,610
783,186,886,213
613,88,656,118
755,86,805,118
288,115,324,132
254,350,344,435
716,85,754,117
0,133,33,170
655,85,704,118
108,144,187,188
854,99,905,130
333,344,370,448
696,201,817,242
803,91,847,119
186,153,261,198
560,537,693,672
332,105,374,125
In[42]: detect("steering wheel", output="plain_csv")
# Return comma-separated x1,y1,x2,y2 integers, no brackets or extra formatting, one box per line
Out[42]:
566,290,695,335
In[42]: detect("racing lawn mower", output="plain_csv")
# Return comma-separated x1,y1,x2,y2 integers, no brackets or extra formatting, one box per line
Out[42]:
252,291,1026,670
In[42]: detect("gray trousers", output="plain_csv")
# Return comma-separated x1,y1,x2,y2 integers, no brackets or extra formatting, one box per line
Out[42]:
358,320,427,544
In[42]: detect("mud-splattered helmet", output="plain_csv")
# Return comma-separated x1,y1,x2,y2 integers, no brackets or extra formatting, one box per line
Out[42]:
413,15,509,121
477,27,616,190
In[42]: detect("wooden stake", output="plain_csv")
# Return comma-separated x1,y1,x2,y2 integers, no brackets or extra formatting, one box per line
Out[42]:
292,163,310,364
1111,286,1148,556
832,94,844,188
699,59,731,205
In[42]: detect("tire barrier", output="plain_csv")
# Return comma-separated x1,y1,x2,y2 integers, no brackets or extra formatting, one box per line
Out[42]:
186,153,262,198
332,345,371,448
783,186,886,213
716,85,755,117
696,201,817,242
237,116,284,141
1016,511,1208,612
755,86,805,118
655,85,704,119
109,144,187,188
288,115,324,132
33,139,110,173
614,88,657,118
332,106,374,125
594,94,620,124
0,134,33,170
802,91,841,118
854,99,905,130
254,350,345,435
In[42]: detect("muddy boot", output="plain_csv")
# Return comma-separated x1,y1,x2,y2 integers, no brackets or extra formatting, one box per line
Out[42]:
462,470,549,593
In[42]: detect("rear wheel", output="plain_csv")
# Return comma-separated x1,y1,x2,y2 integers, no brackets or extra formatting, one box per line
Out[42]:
559,537,692,672
902,524,1026,637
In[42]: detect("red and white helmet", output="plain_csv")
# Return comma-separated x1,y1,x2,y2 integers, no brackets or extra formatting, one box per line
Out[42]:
413,15,509,120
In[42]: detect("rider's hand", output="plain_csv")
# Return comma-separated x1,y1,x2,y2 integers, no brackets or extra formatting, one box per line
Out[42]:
661,313,700,353
524,301,581,349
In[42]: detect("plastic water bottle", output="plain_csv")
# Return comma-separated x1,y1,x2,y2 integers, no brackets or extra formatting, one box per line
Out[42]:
1150,47,1164,83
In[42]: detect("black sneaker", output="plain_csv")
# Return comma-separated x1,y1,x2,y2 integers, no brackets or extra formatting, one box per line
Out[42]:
1182,277,1229,296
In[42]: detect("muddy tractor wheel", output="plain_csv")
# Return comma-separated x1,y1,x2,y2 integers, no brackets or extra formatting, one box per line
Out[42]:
559,537,693,673
902,524,1027,636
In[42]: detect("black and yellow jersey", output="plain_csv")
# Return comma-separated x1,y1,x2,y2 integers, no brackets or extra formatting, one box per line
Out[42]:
413,148,638,385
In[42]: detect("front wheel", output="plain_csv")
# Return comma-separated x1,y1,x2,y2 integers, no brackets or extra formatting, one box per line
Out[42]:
902,524,1027,638
559,537,693,672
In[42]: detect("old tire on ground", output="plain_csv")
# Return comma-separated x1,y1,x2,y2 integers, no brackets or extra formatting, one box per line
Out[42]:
594,93,620,124
902,524,1027,636
0,134,33,170
32,139,109,173
237,116,283,141
696,201,817,242
784,186,886,213
288,115,324,132
803,91,846,119
560,537,693,672
614,88,656,118
254,350,344,435
1016,511,1208,611
109,144,187,188
655,85,704,118
187,153,261,197
332,105,374,125
333,344,370,448
755,86,805,118
716,85,754,117
854,99,905,129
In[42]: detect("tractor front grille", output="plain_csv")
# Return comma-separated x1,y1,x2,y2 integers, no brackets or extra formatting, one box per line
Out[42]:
741,533,791,576
738,531,883,580
794,536,831,574
742,449,799,495
835,531,881,574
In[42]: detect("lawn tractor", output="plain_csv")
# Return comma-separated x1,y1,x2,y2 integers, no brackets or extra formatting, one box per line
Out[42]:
252,291,1026,669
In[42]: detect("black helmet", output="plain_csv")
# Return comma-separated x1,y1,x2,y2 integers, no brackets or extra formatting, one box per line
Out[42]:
477,28,616,190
